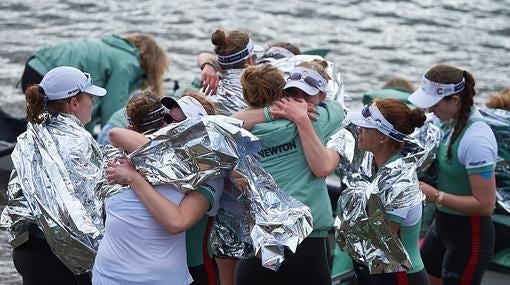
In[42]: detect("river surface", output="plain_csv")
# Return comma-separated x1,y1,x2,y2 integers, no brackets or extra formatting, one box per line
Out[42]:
1,0,510,283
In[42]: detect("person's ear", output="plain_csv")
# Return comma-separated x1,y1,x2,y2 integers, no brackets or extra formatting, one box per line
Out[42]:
452,95,461,106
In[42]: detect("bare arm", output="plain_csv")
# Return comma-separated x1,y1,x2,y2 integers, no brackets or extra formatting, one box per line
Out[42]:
197,52,219,95
272,98,340,177
232,109,266,130
106,160,209,234
109,127,150,152
419,172,496,216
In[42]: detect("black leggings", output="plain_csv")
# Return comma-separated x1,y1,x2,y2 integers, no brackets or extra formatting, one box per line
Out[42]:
20,60,43,93
420,211,494,285
235,237,331,285
12,235,91,285
353,262,429,285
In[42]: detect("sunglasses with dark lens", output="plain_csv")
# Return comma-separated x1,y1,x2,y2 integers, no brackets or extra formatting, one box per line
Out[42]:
288,72,323,90
163,112,184,124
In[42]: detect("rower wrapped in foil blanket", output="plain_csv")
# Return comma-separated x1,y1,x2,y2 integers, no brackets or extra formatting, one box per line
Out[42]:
334,121,441,274
97,115,314,271
0,114,104,274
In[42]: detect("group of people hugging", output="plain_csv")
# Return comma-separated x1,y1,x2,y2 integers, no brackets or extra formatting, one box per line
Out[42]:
2,27,509,285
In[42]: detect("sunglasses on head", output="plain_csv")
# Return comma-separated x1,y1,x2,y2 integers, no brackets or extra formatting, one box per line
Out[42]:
288,72,325,91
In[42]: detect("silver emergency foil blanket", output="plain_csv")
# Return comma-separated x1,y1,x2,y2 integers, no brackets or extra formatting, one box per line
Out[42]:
0,114,104,274
96,115,313,270
480,108,510,213
334,121,441,274
211,153,314,271
207,69,247,116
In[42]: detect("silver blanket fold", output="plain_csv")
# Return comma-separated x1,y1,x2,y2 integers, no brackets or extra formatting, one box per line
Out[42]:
95,115,314,271
335,122,441,274
0,113,104,274
206,69,247,116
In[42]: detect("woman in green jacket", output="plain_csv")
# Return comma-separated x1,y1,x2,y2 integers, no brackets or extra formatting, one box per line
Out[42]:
20,33,169,133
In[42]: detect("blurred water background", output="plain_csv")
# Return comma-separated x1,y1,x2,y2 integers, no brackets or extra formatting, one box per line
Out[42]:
1,0,509,283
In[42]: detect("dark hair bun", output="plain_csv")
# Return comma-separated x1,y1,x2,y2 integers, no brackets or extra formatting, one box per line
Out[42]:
409,108,426,129
211,29,227,47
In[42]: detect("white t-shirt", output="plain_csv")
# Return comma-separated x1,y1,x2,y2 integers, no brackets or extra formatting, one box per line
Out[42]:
457,121,498,171
92,185,192,285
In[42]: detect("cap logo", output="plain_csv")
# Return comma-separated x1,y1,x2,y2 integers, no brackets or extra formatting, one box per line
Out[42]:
421,76,465,98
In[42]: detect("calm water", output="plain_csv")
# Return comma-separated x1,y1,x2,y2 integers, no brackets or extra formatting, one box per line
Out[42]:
1,0,509,283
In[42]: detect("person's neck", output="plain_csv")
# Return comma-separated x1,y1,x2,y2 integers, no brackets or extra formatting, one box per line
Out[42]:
373,145,399,170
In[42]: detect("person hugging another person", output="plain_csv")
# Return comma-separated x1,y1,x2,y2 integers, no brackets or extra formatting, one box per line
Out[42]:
197,28,256,111
408,64,497,285
232,60,344,285
93,89,222,285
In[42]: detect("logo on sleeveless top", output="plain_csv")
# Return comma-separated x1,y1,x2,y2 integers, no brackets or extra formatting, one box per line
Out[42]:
258,141,298,158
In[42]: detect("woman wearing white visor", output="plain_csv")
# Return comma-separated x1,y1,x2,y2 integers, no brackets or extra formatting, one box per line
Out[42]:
2,66,106,285
408,64,497,285
345,99,428,284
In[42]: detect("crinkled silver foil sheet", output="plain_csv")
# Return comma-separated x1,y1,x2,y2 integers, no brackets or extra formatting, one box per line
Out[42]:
0,114,104,274
334,121,441,274
96,115,313,271
207,69,247,116
480,108,510,213
212,154,313,271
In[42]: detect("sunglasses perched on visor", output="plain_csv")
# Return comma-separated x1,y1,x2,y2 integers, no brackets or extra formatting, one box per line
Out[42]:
361,105,405,142
287,68,327,92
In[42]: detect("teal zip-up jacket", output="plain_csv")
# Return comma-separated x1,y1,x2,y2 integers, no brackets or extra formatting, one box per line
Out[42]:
28,34,144,132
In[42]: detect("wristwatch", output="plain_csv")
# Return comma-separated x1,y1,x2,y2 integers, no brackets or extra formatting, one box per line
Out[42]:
435,191,445,207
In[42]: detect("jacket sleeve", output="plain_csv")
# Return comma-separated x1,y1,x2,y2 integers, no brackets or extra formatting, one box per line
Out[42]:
100,68,133,126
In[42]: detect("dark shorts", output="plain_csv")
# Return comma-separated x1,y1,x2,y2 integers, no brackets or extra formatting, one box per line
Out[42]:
13,234,91,285
235,237,331,285
420,211,494,285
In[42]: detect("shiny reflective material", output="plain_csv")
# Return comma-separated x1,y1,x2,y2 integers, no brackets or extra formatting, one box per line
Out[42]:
95,115,314,270
0,114,104,274
207,69,247,116
334,121,441,274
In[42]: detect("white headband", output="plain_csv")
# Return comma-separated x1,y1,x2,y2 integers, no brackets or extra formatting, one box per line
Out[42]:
361,104,407,142
217,39,255,65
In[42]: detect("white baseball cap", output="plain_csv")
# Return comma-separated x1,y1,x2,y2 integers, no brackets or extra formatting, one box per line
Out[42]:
161,95,207,119
284,66,327,96
345,104,406,142
408,76,465,109
39,66,106,101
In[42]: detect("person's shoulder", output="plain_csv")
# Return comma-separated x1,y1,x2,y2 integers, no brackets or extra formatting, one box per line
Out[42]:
316,99,344,121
